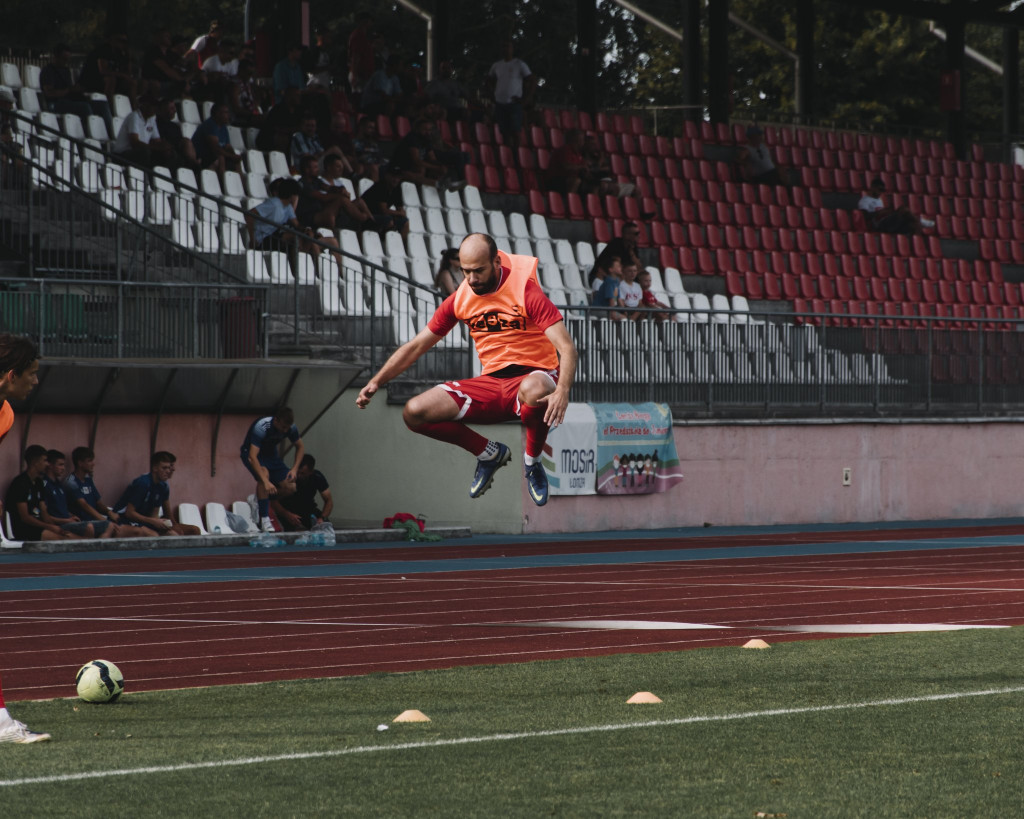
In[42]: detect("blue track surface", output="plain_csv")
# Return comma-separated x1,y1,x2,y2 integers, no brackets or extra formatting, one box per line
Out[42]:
2,518,1023,594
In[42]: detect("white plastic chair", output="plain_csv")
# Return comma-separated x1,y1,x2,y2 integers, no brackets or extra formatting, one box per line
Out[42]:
205,503,230,535
178,503,208,535
231,501,260,533
1,511,22,550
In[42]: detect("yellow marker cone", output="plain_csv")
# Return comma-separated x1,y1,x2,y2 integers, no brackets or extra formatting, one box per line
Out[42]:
626,691,663,704
743,639,771,649
393,709,431,722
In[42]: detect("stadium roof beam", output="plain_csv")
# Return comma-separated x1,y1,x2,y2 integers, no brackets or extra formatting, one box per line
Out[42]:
14,359,362,478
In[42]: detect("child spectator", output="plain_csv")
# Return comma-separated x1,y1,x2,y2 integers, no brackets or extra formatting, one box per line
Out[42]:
618,257,644,321
638,270,671,322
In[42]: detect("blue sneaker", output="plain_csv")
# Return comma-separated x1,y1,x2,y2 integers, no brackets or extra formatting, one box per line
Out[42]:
524,462,548,506
470,443,511,498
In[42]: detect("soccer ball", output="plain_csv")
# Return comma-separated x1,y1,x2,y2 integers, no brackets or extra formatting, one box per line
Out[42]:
75,660,125,703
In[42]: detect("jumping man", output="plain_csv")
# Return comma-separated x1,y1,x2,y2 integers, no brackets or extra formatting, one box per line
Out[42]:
356,233,577,505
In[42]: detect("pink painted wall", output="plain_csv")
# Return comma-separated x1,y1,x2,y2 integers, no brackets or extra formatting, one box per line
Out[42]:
523,422,1024,533
0,414,256,513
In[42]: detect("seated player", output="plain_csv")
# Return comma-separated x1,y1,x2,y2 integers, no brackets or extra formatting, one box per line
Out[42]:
272,453,333,531
41,449,112,538
113,451,201,536
240,407,305,533
65,446,157,538
5,445,89,541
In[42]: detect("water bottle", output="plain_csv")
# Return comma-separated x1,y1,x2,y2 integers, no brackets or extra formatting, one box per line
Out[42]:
249,533,284,548
294,531,313,546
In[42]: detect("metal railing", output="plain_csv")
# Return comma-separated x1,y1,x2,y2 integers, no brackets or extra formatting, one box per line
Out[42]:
0,276,268,359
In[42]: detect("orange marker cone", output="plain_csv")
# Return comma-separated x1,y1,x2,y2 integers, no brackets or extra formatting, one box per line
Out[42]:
626,691,663,704
393,709,431,722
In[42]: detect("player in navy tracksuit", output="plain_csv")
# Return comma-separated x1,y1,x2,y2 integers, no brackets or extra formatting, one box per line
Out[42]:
240,406,305,533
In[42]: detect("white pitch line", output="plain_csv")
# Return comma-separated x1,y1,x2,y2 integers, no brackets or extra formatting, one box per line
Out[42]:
514,619,1009,633
3,685,1024,789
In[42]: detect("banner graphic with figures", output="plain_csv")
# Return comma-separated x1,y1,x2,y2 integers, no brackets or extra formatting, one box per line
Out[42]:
545,403,684,496
591,403,684,495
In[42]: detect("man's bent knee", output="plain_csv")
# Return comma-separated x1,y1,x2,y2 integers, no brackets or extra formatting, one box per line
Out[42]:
518,373,555,406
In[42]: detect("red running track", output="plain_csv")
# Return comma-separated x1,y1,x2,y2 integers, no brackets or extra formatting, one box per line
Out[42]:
3,540,1024,700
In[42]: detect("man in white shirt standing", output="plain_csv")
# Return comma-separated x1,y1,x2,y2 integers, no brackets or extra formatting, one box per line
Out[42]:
487,42,534,148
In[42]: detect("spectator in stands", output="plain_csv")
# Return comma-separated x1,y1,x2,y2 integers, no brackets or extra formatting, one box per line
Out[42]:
618,257,644,321
547,128,587,194
255,87,303,153
190,102,242,172
487,41,534,148
0,93,24,184
351,116,383,182
5,445,85,541
391,117,467,191
273,43,307,103
198,38,239,104
40,43,116,138
246,177,344,266
272,454,333,531
581,133,634,198
347,12,376,97
229,59,263,127
599,222,640,270
318,154,377,230
637,270,670,322
858,177,934,235
42,449,110,538
296,154,371,232
435,248,462,296
113,451,200,536
304,25,341,90
361,54,404,116
425,60,472,122
141,29,191,101
591,255,626,320
78,32,137,104
182,20,222,71
289,113,328,170
113,96,175,168
156,97,201,170
360,163,409,237
735,125,789,185
66,446,156,537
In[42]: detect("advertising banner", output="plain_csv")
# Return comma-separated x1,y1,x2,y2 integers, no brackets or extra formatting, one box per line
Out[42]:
592,403,684,495
543,402,598,495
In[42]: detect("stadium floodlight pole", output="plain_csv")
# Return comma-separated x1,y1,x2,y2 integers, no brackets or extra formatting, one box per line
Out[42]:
394,0,434,82
612,0,683,41
928,22,1003,76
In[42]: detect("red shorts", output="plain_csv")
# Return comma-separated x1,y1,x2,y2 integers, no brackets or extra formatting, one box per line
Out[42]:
440,367,559,424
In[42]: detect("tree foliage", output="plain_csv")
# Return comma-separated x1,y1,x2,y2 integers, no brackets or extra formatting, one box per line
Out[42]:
1,0,1017,138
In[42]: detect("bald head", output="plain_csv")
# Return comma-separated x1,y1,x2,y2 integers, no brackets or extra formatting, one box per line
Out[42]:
459,233,501,295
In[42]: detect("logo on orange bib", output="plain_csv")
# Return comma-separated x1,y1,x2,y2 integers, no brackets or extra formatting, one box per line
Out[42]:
466,307,526,333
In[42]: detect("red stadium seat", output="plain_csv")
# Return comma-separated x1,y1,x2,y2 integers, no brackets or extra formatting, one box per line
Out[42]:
547,191,566,220
566,193,585,220
482,165,502,193
528,189,547,215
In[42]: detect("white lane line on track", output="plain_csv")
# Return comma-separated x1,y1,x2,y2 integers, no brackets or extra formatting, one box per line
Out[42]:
3,685,1024,788
513,620,1009,633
